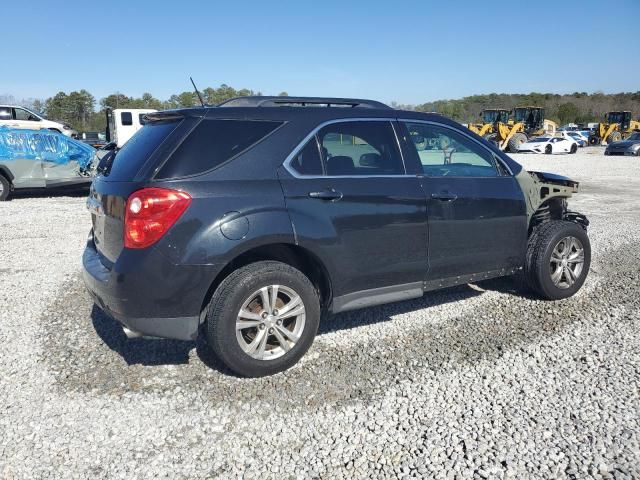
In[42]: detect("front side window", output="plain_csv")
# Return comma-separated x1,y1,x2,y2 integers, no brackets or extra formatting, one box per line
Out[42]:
404,122,498,177
121,112,133,126
317,121,404,176
14,108,38,121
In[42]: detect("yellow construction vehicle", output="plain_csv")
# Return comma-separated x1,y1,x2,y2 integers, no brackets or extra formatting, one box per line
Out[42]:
467,109,511,138
492,106,557,152
589,111,640,145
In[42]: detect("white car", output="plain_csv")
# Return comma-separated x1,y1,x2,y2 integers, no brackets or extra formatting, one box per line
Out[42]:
0,105,75,136
560,130,588,147
517,136,578,154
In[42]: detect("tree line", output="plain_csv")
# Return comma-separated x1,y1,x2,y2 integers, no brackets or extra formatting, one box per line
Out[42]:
406,91,640,125
2,88,639,132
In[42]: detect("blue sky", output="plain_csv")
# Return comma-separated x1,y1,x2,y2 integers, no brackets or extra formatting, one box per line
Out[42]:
4,0,639,104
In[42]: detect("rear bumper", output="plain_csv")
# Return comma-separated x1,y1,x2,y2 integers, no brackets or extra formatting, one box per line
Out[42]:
82,234,218,341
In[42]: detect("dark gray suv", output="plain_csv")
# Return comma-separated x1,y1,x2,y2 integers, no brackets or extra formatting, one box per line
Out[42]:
83,96,591,377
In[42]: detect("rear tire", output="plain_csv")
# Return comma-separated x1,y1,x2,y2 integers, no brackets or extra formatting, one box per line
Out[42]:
508,132,527,152
524,221,591,300
205,261,320,377
0,174,10,201
570,143,577,154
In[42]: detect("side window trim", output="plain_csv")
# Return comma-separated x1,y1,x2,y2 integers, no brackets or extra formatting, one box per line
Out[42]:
283,118,410,178
399,119,513,178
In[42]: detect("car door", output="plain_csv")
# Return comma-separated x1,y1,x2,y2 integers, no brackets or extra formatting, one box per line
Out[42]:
278,119,428,310
400,120,527,281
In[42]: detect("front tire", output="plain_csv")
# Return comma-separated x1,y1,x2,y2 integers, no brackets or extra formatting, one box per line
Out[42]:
508,132,527,153
205,261,320,377
545,144,553,155
524,221,591,300
606,131,622,144
0,174,10,201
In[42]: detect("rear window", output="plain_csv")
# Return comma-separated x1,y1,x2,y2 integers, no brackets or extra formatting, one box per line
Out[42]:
105,121,179,180
156,119,282,178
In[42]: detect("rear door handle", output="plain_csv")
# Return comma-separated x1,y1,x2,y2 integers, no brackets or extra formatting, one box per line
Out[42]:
431,192,458,201
308,189,343,201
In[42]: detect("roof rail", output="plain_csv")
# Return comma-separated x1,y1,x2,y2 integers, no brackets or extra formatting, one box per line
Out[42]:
217,96,391,109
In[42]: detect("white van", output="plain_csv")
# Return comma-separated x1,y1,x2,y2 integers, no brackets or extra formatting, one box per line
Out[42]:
106,108,157,147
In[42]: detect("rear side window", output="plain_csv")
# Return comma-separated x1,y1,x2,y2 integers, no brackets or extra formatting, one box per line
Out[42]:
156,119,282,178
290,137,323,175
318,121,404,176
0,107,11,120
121,112,133,126
105,121,180,180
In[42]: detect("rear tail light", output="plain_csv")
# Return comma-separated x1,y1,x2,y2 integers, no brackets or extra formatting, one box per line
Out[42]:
124,188,192,249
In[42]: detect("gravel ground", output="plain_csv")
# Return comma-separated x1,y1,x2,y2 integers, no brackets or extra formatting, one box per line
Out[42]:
1,147,639,479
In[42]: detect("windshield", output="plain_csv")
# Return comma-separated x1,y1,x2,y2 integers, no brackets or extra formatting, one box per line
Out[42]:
482,110,509,123
529,137,550,143
627,132,640,141
607,112,626,124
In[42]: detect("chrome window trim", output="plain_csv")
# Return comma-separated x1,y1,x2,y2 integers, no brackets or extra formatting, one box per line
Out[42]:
398,118,515,177
282,117,414,179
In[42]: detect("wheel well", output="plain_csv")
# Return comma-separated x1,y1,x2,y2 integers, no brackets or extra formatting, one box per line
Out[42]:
200,243,332,316
0,166,13,183
529,197,567,235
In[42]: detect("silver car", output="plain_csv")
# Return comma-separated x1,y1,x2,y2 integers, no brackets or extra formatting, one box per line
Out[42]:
605,131,640,156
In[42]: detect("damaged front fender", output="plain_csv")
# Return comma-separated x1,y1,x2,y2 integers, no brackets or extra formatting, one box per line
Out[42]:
515,169,587,229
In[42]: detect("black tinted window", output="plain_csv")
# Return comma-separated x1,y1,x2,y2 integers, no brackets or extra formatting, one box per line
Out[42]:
290,137,323,175
105,121,180,180
318,121,404,176
157,119,282,178
121,112,133,126
139,114,148,125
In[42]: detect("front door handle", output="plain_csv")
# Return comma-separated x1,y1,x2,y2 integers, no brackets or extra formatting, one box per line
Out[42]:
431,192,458,201
308,189,343,201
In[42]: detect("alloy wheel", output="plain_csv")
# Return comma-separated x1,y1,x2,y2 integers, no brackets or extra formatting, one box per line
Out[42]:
235,285,306,360
549,236,585,289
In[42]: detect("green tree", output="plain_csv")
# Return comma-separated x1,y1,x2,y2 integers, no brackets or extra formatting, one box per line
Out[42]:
556,102,580,125
100,93,132,110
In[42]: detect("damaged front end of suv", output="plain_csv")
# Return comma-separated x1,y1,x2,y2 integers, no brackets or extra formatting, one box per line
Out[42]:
515,169,589,233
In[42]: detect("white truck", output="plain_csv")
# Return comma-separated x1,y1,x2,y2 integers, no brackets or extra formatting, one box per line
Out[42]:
105,108,157,148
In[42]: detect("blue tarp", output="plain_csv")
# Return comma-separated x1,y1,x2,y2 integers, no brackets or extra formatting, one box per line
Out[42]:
0,126,96,170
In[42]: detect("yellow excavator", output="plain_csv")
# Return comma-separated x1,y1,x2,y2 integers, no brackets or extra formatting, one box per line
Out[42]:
589,111,640,145
478,106,557,152
467,109,511,138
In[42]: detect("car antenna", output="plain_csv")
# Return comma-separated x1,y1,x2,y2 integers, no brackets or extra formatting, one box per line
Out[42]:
190,77,206,107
